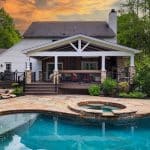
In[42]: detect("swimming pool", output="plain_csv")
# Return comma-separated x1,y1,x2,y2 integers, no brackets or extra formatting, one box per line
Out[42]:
0,113,150,150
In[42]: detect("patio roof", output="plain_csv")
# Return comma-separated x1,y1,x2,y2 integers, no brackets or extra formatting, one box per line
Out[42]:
23,34,140,54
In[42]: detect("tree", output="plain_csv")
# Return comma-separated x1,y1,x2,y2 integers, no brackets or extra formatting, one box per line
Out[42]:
0,8,21,48
118,0,150,55
118,13,145,50
134,56,150,96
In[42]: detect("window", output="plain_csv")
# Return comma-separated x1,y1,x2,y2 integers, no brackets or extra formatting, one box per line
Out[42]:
82,62,98,70
5,63,12,72
30,63,32,70
25,62,32,70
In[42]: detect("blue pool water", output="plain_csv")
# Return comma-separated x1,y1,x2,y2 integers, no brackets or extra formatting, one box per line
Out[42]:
0,114,150,150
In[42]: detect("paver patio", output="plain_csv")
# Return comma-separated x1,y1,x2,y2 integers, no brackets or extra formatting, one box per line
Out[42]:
0,95,150,118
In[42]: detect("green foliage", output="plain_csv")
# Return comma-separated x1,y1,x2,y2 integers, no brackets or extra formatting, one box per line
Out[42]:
11,82,19,88
134,56,150,96
118,13,149,53
88,84,101,96
102,78,117,96
118,82,129,93
118,0,150,55
12,87,23,96
119,91,146,99
0,8,21,48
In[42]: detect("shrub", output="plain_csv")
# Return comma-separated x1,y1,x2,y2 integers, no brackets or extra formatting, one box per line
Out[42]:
134,56,150,97
12,87,23,96
119,91,146,99
102,78,117,96
11,83,19,88
119,92,129,98
88,84,101,96
118,82,129,93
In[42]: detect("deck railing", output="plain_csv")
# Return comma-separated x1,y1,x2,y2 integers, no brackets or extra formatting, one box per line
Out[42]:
59,70,101,83
0,71,25,82
37,70,130,83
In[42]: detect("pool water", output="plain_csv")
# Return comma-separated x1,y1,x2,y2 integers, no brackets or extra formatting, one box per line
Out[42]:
0,114,150,150
83,104,120,112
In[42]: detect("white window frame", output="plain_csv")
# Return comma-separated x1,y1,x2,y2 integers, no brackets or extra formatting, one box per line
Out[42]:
5,62,12,72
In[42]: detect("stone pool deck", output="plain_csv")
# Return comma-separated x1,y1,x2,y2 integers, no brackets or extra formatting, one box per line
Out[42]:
0,95,150,119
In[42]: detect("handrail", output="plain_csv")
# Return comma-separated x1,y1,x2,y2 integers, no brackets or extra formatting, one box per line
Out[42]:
59,70,101,74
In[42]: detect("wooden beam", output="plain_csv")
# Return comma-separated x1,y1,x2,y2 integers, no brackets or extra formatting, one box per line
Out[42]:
70,42,78,51
81,42,89,51
28,51,133,57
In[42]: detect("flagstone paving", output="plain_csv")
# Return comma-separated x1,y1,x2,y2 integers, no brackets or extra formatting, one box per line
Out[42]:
0,95,150,119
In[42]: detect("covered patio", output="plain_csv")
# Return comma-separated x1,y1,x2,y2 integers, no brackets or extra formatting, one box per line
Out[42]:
24,34,139,87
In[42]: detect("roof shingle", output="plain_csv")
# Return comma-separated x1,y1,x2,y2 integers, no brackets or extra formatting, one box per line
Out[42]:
23,21,115,38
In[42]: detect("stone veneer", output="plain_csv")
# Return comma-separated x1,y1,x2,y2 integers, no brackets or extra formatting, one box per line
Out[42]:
25,70,32,84
129,66,136,83
117,57,129,82
39,71,43,81
101,71,107,83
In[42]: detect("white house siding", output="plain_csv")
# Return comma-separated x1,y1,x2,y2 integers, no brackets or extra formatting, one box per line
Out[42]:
0,39,52,80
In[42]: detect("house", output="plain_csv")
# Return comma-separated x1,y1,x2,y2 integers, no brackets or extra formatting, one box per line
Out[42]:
0,9,140,94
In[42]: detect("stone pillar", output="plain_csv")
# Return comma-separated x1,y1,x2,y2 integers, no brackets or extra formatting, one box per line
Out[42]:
101,56,107,83
117,57,128,82
53,71,59,84
129,66,135,83
39,71,42,81
25,70,32,84
101,71,107,83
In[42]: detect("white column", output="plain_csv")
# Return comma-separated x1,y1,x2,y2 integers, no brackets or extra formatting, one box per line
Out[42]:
54,56,58,71
130,55,135,67
26,57,30,71
25,57,32,84
101,56,107,83
129,55,135,84
102,56,106,71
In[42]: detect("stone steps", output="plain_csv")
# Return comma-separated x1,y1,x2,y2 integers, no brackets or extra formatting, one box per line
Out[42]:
0,81,13,88
24,83,58,95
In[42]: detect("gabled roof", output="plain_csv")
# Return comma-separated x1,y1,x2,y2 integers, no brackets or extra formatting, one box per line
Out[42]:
23,34,140,54
23,21,115,38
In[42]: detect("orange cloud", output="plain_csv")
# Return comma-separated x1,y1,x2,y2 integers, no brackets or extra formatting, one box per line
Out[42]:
1,0,119,32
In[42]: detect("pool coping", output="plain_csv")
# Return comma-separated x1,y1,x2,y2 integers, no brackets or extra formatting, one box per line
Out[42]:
0,95,150,121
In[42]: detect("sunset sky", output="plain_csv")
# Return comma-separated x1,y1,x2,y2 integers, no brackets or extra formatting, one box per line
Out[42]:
0,0,120,32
